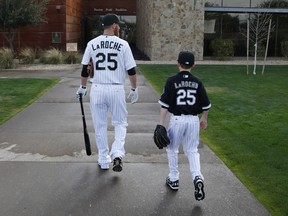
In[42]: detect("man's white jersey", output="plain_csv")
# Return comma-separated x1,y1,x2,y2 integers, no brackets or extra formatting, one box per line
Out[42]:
81,35,136,84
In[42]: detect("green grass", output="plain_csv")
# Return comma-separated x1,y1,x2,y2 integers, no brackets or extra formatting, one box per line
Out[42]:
0,78,59,125
138,64,288,216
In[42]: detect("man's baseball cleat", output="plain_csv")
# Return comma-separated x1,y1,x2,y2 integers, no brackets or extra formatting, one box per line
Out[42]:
98,162,109,170
112,157,123,172
194,176,205,201
166,177,179,190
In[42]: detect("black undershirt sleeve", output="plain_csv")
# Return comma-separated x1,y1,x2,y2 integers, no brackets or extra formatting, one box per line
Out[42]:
128,67,136,76
81,65,89,77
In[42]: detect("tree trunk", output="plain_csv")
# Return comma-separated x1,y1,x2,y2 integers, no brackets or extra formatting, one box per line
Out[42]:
253,43,257,75
262,19,272,75
2,30,15,51
246,18,250,75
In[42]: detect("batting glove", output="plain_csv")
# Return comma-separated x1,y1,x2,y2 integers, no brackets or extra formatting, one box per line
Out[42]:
76,85,87,98
127,87,138,104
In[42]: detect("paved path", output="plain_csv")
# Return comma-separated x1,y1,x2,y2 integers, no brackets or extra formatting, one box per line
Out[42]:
0,63,271,216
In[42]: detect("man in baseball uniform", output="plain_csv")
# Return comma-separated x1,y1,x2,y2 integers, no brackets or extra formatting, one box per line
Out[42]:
158,51,211,201
76,13,138,172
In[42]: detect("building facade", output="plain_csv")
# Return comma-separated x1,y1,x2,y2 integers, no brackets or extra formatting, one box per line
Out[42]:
1,0,84,53
1,0,288,60
204,0,288,57
0,0,136,54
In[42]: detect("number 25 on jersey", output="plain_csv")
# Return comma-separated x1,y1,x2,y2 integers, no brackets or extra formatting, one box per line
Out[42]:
95,52,118,71
177,89,196,105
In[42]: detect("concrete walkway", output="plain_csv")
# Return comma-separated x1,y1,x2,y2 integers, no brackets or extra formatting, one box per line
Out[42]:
0,63,271,216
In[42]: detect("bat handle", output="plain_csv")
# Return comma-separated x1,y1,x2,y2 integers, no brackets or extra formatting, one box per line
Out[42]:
79,94,85,115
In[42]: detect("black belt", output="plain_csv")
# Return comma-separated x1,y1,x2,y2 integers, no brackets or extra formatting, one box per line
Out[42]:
174,113,197,116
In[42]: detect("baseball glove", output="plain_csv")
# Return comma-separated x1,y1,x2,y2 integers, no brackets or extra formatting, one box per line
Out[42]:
153,124,170,149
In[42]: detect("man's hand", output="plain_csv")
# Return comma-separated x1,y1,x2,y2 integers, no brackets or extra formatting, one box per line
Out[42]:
76,85,87,98
127,87,138,104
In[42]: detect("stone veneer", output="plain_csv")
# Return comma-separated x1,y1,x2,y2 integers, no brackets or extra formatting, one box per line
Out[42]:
136,0,205,61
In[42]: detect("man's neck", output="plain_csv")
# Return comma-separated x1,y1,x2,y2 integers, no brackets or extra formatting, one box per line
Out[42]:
103,29,114,36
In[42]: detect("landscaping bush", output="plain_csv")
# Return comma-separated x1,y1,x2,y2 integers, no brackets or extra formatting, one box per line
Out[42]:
0,48,14,69
39,48,63,64
63,51,82,64
280,41,288,58
210,39,234,60
19,48,36,64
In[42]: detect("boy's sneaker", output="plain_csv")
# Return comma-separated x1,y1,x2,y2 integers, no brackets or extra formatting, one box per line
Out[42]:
166,177,179,190
194,176,205,201
112,157,123,172
98,162,109,170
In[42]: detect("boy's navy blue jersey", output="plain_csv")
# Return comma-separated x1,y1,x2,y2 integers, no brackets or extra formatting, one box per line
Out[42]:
159,71,211,115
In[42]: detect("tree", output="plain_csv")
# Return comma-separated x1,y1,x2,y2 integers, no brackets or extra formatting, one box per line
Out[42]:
259,0,288,57
0,0,49,51
241,0,288,75
240,10,274,74
249,12,274,75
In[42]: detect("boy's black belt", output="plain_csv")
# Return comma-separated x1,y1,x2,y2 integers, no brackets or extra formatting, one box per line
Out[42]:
173,113,197,116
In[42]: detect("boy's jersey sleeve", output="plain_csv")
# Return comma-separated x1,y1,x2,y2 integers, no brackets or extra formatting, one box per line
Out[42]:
158,78,172,109
199,84,211,111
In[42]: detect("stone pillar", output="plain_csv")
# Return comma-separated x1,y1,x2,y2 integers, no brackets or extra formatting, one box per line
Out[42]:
136,0,205,61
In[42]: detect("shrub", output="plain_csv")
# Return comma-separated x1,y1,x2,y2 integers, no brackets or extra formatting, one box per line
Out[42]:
0,48,14,69
210,39,234,60
19,48,36,64
280,41,288,58
63,51,82,64
39,48,63,64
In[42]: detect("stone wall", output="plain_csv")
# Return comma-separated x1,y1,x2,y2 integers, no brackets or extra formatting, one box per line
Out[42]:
136,0,205,61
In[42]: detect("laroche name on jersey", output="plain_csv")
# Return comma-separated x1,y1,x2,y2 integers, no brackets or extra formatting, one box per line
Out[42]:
174,81,199,89
92,40,123,52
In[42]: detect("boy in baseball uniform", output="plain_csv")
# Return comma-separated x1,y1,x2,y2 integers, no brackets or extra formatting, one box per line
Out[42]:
158,51,211,201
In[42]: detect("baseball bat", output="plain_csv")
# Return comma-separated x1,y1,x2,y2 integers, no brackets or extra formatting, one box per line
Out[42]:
79,94,92,156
